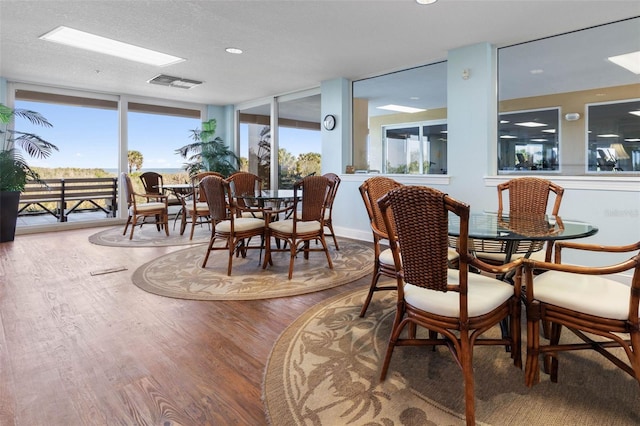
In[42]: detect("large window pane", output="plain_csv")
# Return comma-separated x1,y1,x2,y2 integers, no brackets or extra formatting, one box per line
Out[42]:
127,103,200,191
14,92,119,227
278,94,321,188
587,99,640,172
498,109,559,171
352,62,447,174
498,17,640,175
239,104,271,188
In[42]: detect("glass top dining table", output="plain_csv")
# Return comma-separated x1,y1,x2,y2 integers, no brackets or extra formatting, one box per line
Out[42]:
448,211,599,263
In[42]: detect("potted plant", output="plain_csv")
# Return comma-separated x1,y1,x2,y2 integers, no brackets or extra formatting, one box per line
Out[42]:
0,103,58,242
176,118,239,177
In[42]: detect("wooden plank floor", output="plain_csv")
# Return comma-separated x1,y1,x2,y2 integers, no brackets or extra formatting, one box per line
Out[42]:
0,227,372,425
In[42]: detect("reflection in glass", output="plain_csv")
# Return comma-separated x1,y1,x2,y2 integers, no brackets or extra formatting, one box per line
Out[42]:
498,109,559,171
239,104,271,188
587,99,640,172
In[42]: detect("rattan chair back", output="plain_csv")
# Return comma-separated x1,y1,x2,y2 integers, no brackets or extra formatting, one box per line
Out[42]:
139,171,163,195
226,171,262,209
379,185,463,292
498,177,564,216
359,176,403,239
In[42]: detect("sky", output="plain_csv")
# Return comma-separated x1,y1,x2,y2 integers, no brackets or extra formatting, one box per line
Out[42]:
15,100,320,170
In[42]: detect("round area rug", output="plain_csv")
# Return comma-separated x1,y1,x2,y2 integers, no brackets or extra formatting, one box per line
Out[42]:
131,239,373,300
89,224,211,247
263,288,640,425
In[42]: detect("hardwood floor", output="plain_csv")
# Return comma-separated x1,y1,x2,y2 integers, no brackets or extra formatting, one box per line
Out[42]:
0,227,371,425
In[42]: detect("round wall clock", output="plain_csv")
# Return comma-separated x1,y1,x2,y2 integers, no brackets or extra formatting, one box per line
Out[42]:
323,114,336,131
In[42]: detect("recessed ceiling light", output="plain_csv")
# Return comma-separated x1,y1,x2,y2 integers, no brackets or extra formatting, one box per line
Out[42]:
225,47,243,54
410,96,420,100
629,110,640,117
530,69,544,74
515,121,547,127
625,138,640,142
597,134,620,138
39,26,185,67
416,0,437,4
608,51,640,74
500,135,517,139
377,104,426,114
500,120,510,124
530,138,548,142
542,129,556,134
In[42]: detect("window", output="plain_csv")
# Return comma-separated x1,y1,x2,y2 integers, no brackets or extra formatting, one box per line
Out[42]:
352,62,447,174
498,109,559,172
498,17,640,175
127,102,200,178
238,90,321,189
383,121,447,174
587,99,640,172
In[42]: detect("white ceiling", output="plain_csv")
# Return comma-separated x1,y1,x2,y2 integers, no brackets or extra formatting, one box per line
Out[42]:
1,0,639,113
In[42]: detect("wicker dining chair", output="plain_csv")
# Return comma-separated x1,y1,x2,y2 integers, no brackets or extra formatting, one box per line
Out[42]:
322,173,341,250
358,176,403,317
180,171,223,240
378,185,523,426
474,177,564,265
523,240,640,388
226,171,264,218
121,173,169,240
140,171,181,206
262,175,334,280
199,175,267,275
359,177,459,317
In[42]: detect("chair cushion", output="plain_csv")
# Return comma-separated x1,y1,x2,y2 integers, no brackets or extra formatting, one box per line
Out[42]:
215,217,265,233
241,211,264,219
380,247,459,267
130,202,165,214
404,269,514,317
191,201,209,214
476,249,545,263
268,219,321,234
532,271,632,320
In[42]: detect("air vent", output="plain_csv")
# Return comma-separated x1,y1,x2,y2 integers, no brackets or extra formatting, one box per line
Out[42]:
147,74,203,89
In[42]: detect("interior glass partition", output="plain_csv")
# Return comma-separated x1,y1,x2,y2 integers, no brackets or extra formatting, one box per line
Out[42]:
352,61,447,174
498,17,640,175
587,99,640,172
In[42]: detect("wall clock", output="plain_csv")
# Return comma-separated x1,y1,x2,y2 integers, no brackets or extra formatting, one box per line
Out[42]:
323,114,336,131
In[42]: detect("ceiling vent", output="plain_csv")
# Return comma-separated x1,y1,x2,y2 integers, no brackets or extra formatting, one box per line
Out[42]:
147,74,203,89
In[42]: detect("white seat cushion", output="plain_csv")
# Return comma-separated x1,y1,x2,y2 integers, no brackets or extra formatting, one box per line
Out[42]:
532,271,632,320
380,247,459,267
130,202,165,215
241,211,264,219
404,269,514,317
476,249,545,263
215,217,265,233
268,219,321,234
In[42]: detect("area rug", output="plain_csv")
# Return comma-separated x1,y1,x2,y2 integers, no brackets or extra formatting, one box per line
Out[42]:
131,239,373,300
89,223,211,247
263,288,640,425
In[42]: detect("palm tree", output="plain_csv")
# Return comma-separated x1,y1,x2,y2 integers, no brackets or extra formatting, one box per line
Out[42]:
0,103,58,192
176,118,239,177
